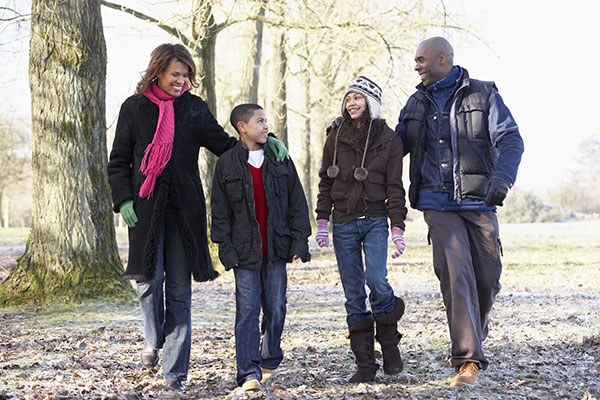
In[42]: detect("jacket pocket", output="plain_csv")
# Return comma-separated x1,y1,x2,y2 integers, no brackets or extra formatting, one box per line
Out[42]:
273,223,292,260
232,227,252,263
224,170,244,202
365,170,386,202
270,164,289,197
457,102,488,143
330,167,351,200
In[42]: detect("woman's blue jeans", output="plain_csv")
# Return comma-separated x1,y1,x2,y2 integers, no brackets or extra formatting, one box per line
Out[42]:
137,214,191,382
333,217,395,327
233,261,287,386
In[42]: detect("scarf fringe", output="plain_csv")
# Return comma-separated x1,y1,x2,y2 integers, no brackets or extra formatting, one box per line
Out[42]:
139,142,173,199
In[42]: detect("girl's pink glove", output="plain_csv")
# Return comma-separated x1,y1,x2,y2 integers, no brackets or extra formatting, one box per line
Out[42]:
315,219,330,248
391,227,405,258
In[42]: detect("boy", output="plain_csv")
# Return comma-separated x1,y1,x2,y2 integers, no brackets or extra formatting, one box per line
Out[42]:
211,104,311,392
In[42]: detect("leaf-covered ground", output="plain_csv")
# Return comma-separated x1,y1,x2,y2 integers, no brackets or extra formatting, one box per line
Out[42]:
0,220,599,399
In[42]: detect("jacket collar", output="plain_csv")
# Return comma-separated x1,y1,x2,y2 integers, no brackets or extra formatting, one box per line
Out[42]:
137,90,190,123
416,66,470,94
233,140,277,164
427,66,460,92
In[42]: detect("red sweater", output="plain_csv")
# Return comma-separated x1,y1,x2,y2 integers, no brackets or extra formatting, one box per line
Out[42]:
249,164,268,255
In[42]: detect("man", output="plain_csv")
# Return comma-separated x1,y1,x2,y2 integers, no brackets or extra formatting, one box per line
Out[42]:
395,37,524,387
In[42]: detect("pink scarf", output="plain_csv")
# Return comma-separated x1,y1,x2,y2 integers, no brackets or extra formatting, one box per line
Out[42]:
139,82,188,198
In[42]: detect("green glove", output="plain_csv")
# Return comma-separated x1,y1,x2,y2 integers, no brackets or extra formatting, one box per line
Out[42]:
267,135,289,162
119,200,138,228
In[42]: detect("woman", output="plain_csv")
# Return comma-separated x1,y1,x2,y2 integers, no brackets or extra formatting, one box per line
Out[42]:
315,76,408,383
107,43,287,390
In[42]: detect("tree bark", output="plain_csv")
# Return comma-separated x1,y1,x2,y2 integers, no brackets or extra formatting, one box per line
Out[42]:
303,70,313,215
195,14,218,218
2,193,10,229
0,188,5,228
248,0,266,104
0,0,133,306
271,31,288,145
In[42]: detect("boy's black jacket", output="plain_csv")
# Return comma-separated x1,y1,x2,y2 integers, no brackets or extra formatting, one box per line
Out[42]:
211,141,311,270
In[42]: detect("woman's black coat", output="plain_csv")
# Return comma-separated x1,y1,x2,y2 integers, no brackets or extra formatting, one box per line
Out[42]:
107,91,237,282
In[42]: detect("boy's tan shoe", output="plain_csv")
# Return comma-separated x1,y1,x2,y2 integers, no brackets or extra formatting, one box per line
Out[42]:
450,361,479,387
241,378,261,392
261,368,275,384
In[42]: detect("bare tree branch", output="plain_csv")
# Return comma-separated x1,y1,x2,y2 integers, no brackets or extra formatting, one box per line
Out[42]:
0,6,31,22
101,0,194,48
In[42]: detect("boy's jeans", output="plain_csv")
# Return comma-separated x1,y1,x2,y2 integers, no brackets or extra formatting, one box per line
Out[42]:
137,213,192,382
234,261,287,386
333,216,395,327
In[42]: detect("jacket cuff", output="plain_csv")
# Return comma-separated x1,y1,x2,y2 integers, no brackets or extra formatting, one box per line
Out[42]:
316,212,330,222
218,247,239,271
388,217,406,231
113,195,135,213
492,173,514,187
292,238,311,262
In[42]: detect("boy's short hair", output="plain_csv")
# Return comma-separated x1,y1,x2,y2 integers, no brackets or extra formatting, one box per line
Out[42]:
230,103,263,133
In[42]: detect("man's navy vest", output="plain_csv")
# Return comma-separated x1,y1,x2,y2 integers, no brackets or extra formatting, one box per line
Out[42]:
402,78,498,207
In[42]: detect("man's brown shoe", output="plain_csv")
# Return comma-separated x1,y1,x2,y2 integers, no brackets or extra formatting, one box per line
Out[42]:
141,343,159,369
450,361,479,387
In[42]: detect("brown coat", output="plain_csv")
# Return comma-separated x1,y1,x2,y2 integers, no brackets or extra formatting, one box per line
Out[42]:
315,119,407,229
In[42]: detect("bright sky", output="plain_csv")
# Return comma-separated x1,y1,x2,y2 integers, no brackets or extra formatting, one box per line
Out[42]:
1,0,598,194
434,0,600,192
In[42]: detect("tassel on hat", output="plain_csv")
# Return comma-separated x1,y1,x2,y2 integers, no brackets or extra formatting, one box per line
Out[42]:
342,76,382,119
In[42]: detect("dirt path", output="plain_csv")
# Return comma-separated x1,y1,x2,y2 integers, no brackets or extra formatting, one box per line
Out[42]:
0,221,599,399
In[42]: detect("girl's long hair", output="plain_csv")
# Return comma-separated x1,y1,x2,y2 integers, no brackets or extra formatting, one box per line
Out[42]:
339,107,381,148
134,43,199,97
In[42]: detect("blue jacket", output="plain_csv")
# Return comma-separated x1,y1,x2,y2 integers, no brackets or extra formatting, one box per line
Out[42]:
395,66,524,211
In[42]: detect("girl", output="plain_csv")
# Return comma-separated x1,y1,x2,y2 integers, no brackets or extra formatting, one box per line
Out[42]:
315,76,407,383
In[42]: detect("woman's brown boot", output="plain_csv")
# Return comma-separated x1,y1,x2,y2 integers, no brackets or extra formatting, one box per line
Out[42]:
374,296,405,375
348,315,379,383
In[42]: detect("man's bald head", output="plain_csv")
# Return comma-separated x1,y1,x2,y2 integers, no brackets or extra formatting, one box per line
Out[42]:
419,37,454,64
414,37,455,87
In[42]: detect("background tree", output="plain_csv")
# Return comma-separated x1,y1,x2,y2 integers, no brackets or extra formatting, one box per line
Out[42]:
269,30,289,145
576,134,600,187
498,188,567,223
0,118,30,228
545,134,600,216
0,0,133,306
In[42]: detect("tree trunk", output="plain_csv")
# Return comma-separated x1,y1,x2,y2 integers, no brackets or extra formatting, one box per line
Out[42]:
271,32,288,146
2,193,10,229
248,0,266,104
0,188,4,228
303,71,313,215
197,30,217,115
0,0,133,306
195,21,219,218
